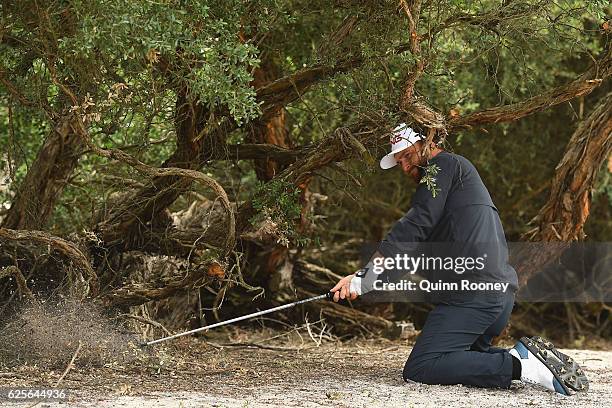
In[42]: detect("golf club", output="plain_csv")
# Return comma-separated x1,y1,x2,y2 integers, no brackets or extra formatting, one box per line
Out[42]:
144,291,339,346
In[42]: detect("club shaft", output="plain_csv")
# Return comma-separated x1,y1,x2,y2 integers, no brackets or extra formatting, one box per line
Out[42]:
146,293,328,346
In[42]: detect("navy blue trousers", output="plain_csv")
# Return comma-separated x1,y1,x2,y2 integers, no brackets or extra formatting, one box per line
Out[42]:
403,291,515,389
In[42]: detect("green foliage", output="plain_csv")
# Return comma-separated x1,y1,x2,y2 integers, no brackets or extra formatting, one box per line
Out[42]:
421,163,442,198
2,0,272,125
0,0,609,241
0,0,609,344
250,179,303,246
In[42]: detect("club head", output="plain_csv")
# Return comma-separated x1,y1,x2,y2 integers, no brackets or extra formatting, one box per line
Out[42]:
138,341,150,349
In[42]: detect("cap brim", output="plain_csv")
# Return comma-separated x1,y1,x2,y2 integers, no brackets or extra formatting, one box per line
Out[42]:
380,146,409,169
380,153,397,169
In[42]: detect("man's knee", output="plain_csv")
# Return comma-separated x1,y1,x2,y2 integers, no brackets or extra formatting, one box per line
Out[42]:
403,355,436,383
403,362,420,383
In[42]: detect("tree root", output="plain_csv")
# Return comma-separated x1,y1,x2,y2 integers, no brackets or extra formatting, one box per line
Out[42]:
0,265,35,301
0,227,98,298
100,260,223,307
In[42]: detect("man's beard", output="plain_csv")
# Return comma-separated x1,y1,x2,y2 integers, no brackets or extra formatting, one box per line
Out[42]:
407,166,422,182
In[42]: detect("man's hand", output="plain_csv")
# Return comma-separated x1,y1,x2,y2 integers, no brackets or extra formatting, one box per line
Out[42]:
330,274,359,302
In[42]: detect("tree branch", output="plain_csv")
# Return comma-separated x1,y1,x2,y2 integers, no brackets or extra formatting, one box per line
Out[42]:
100,260,221,307
0,227,98,297
399,0,425,108
448,45,612,130
210,143,308,163
256,57,363,120
0,70,34,107
512,91,612,286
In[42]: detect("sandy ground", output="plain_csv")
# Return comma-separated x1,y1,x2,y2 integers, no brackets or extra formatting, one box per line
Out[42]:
1,338,610,408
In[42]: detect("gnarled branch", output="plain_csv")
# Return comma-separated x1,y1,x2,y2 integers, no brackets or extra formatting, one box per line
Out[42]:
448,45,611,130
100,260,222,307
512,91,612,286
0,227,98,297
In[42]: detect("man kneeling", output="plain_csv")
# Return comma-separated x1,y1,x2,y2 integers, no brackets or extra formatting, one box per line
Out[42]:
330,124,589,395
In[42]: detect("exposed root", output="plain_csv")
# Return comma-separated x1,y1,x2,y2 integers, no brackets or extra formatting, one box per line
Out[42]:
0,228,98,298
100,259,223,307
0,265,35,301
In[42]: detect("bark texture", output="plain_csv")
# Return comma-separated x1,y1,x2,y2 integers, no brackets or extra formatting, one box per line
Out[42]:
513,92,612,286
1,116,84,230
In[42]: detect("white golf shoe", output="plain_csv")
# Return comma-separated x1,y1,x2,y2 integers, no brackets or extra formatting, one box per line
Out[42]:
509,336,589,395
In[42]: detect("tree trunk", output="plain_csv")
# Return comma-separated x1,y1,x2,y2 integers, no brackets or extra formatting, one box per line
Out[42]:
244,57,299,301
1,116,84,230
94,46,367,252
247,58,293,181
513,92,612,286
96,86,218,248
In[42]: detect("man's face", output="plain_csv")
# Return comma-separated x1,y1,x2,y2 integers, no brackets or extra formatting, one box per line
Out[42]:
394,142,425,182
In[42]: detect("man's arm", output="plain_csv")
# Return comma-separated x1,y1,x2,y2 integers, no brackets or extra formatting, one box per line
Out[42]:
330,154,458,301
364,155,458,290
378,155,457,258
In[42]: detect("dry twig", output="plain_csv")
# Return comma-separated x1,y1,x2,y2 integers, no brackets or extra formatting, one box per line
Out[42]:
54,340,82,387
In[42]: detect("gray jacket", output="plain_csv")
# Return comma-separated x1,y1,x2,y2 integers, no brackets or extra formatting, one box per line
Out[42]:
362,151,518,302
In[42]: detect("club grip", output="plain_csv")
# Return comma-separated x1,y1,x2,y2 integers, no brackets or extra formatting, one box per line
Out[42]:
326,291,350,305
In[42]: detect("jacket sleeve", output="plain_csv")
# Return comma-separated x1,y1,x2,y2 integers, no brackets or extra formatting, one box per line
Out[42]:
356,155,458,293
377,154,457,259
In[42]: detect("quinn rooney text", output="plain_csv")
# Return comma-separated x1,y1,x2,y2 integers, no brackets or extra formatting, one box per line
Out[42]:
372,279,511,293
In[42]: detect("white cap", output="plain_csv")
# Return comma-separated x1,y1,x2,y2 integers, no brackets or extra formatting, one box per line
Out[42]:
380,123,424,170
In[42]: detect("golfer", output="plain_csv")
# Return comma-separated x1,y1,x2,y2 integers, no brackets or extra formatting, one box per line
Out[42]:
330,123,589,395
